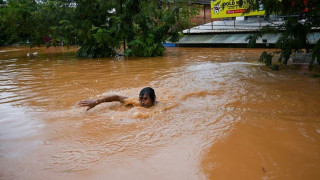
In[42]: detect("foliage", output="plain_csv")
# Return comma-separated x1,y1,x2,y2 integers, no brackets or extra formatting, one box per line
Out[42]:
0,0,40,46
270,64,279,71
245,0,320,66
0,1,6,46
0,0,199,58
245,33,262,48
259,51,273,66
72,0,120,58
122,0,198,57
245,24,278,48
309,74,320,78
48,20,75,47
122,0,167,57
259,50,280,70
33,0,76,47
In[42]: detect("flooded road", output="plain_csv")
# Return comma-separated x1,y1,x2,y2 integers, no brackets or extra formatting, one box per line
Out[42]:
0,47,320,179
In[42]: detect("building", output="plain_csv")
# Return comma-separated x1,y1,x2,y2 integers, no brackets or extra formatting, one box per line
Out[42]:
189,0,212,26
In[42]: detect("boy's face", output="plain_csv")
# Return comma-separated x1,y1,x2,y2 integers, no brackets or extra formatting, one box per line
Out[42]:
139,94,153,108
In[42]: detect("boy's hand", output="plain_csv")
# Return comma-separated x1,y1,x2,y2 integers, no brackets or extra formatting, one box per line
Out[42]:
78,99,98,111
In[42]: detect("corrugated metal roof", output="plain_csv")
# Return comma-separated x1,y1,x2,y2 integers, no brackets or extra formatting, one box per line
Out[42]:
171,0,211,5
176,32,320,46
190,0,211,4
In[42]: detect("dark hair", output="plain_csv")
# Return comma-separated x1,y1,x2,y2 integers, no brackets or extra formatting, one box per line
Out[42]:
139,87,156,103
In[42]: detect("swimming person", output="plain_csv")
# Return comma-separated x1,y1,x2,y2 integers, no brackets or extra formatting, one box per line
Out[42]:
78,87,157,111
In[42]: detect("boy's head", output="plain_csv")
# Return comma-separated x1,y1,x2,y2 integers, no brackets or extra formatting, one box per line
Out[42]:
139,87,156,108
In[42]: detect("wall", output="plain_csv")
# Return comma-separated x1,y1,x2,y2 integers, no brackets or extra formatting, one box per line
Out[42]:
190,4,212,26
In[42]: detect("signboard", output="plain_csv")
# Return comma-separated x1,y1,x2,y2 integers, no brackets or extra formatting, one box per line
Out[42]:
211,0,265,18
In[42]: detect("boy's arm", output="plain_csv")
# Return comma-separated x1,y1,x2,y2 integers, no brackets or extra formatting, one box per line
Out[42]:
78,95,127,111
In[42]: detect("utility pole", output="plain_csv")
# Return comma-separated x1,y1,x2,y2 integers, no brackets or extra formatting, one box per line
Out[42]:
204,5,206,24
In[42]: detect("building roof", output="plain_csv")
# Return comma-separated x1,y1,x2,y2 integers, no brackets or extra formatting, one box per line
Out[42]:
190,0,211,5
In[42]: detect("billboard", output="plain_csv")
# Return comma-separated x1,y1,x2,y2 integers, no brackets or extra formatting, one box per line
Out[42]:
211,0,265,18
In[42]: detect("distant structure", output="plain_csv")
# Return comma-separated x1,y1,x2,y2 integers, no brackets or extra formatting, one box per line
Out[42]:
177,0,320,48
189,0,212,26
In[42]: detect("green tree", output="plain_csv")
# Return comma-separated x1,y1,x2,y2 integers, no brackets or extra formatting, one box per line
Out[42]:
246,0,320,66
122,0,198,57
70,0,121,58
0,0,41,46
70,0,198,57
0,0,7,46
0,0,198,58
33,0,76,47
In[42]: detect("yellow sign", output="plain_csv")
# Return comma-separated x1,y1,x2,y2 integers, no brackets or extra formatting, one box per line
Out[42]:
211,0,265,18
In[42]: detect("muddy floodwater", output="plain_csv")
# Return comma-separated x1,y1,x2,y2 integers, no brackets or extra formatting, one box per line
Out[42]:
0,46,320,180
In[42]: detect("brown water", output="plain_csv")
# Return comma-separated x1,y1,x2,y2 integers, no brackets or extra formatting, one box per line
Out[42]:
0,46,320,180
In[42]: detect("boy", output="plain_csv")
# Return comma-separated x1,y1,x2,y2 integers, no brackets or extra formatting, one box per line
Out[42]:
78,87,157,111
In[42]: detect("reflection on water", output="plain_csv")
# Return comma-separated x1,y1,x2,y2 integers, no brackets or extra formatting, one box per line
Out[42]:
0,47,320,179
